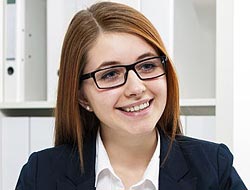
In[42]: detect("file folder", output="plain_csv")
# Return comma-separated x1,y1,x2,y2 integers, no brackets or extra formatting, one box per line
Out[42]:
3,0,25,102
24,0,46,101
47,0,82,102
3,0,47,102
0,0,4,102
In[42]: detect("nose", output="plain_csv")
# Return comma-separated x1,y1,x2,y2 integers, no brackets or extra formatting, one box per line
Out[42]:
124,70,146,97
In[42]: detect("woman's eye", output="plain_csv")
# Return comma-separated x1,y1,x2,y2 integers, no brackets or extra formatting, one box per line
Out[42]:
140,62,157,72
100,70,120,80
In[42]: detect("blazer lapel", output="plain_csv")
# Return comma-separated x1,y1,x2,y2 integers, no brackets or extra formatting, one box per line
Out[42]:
55,130,198,190
56,133,97,190
159,132,197,190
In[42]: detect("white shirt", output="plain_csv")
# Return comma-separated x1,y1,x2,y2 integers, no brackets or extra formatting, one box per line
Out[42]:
95,130,160,190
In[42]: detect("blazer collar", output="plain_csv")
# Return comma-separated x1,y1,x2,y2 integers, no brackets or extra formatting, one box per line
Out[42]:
56,133,97,190
56,130,198,190
159,131,197,190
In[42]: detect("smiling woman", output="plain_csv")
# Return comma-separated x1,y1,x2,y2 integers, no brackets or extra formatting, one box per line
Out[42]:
15,2,247,190
78,32,168,140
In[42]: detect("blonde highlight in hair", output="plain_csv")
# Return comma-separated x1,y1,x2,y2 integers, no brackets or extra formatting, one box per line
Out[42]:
54,1,181,171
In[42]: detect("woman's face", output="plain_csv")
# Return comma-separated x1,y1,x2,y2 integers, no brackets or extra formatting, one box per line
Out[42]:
80,32,167,136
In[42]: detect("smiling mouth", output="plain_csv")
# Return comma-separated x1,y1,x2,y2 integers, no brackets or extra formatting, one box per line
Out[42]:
120,101,151,113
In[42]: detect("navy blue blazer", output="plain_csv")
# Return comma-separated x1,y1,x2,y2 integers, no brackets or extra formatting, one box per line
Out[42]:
16,132,247,190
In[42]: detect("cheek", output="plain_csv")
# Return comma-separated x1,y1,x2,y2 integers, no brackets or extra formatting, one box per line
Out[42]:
152,78,167,97
154,80,167,108
87,89,121,110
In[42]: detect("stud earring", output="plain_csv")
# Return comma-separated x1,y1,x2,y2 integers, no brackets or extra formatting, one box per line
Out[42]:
86,106,90,111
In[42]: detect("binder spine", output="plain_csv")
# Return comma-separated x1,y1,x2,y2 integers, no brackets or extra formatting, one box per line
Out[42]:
15,0,25,101
46,0,61,102
0,0,4,103
46,0,81,102
3,0,25,102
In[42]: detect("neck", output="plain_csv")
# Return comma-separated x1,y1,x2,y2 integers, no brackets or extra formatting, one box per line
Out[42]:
99,127,158,189
100,127,158,167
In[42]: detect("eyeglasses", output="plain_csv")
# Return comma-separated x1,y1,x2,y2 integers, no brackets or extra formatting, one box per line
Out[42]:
80,56,167,89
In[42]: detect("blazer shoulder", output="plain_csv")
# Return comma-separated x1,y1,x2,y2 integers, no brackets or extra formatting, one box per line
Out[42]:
175,135,219,146
175,135,222,156
16,144,76,190
175,135,232,168
174,135,247,189
35,144,75,160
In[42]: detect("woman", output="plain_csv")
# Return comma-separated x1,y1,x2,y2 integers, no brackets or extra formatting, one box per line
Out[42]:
16,2,247,190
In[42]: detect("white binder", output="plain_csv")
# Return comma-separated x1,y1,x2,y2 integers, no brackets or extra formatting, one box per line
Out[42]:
0,117,29,190
24,0,47,101
0,0,4,103
3,0,47,102
47,0,83,102
3,0,25,102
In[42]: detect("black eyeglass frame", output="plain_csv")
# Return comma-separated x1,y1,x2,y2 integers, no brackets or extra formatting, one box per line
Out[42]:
79,56,167,89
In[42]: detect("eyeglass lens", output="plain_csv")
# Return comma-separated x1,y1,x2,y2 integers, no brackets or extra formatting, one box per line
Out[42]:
94,57,165,89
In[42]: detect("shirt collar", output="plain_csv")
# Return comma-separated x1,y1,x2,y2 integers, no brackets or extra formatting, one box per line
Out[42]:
133,130,160,189
95,129,160,189
95,129,117,187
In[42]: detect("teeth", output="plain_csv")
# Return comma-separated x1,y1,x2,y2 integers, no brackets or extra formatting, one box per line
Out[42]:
124,102,150,112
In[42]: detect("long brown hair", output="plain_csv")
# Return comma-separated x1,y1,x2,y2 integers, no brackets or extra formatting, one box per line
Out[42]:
54,1,182,170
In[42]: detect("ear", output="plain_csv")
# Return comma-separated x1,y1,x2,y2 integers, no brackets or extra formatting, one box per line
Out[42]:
78,91,93,112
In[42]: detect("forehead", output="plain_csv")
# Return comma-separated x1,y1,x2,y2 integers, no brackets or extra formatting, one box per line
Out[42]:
84,32,157,72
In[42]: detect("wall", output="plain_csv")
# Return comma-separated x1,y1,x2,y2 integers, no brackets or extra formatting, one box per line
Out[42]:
233,0,250,187
216,0,250,187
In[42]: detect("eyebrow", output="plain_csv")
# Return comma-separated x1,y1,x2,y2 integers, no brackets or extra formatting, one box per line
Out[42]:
97,52,158,70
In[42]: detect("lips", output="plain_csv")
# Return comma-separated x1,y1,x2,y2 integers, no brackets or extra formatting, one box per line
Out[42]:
119,100,151,113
